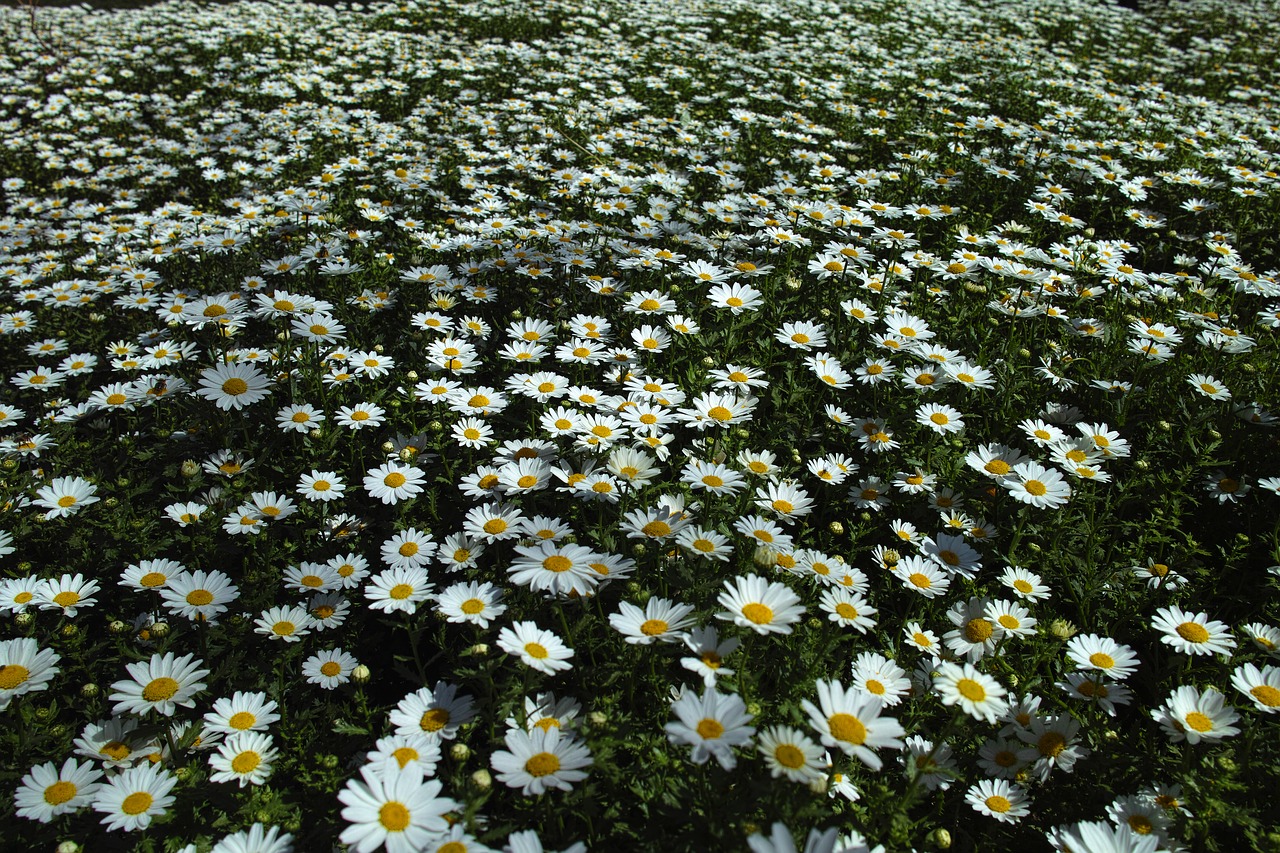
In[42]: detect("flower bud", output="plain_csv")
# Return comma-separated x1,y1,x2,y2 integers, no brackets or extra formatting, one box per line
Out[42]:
1049,618,1077,640
108,620,127,635
15,612,33,628
828,521,844,536
352,664,371,683
150,621,170,638
931,829,952,849
588,711,608,729
450,743,470,761
470,769,492,790
180,460,200,478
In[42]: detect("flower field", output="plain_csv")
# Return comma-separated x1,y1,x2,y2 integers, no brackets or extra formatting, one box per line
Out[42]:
1,0,1279,849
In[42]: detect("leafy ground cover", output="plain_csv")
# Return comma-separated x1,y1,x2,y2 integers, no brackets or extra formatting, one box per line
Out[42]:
1,0,1278,850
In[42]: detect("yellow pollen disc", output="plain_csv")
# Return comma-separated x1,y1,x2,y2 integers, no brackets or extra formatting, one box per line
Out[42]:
1128,816,1153,834
908,573,931,589
865,679,885,695
641,520,671,538
956,678,986,702
772,500,794,514
537,382,555,393
985,795,1012,813
107,393,128,405
100,741,130,761
438,843,467,853
57,496,77,508
524,642,549,659
389,584,414,600
320,661,342,677
1038,731,1067,757
1250,685,1280,707
696,718,724,739
834,603,858,620
827,713,867,745
379,801,410,832
543,555,572,573
998,615,1020,630
121,791,153,815
0,665,30,690
707,406,733,422
1185,712,1213,732
272,621,296,636
1176,622,1210,644
930,413,949,425
1024,480,1048,496
477,475,499,490
741,603,773,624
1013,579,1033,593
464,428,481,440
420,708,450,732
52,591,80,607
143,677,180,702
1218,478,1239,493
964,618,994,643
231,751,261,774
43,780,77,805
726,297,744,307
774,744,806,768
483,519,507,535
984,459,1011,476
221,377,248,395
392,747,418,768
1089,652,1115,669
228,712,256,730
383,472,407,488
640,619,668,636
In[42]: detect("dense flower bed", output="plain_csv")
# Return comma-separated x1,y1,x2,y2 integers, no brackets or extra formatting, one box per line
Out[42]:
1,0,1278,850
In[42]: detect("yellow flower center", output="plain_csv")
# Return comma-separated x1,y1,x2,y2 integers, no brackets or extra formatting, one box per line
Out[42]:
389,584,414,600
221,377,248,395
1185,711,1213,732
640,619,669,636
964,618,993,643
696,718,724,739
524,642,549,659
827,713,867,745
383,472,407,488
741,603,773,624
43,780,77,805
379,801,410,832
228,712,256,730
1176,622,1210,644
121,791,153,815
0,665,30,690
231,751,261,774
420,708,450,732
956,678,986,702
143,677,180,702
985,795,1012,813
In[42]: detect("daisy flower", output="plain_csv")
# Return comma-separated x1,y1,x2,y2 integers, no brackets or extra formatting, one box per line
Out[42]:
1002,461,1072,508
196,362,271,410
818,588,877,634
1000,566,1051,601
365,566,433,614
1151,686,1240,744
933,661,1009,723
120,558,188,593
893,555,951,599
916,403,964,434
1056,673,1133,716
1152,606,1236,656
35,573,100,617
92,762,177,832
675,526,735,562
966,779,1030,823
1016,714,1089,781
338,763,457,853
716,574,804,636
491,726,593,795
508,541,600,598
903,621,942,660
498,622,574,675
160,569,239,623
276,403,325,434
731,515,794,552
1066,634,1140,680
368,732,442,777
209,731,278,787
364,462,426,505
389,682,477,741
33,475,99,519
381,528,438,570
665,688,756,770
851,652,910,707
609,597,696,644
254,604,314,643
1241,622,1280,657
14,757,103,823
303,648,360,690
211,823,296,853
203,691,280,735
109,652,209,717
754,481,814,520
1045,821,1160,853
1230,663,1280,713
680,626,740,688
801,679,904,770
1187,373,1230,400
943,598,1003,662
434,581,507,628
464,502,526,542
757,725,825,784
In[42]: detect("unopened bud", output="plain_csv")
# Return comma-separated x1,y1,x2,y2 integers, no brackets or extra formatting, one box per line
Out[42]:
931,829,952,849
180,460,200,478
1049,618,1078,640
351,664,371,683
828,521,844,536
470,769,492,790
450,743,470,761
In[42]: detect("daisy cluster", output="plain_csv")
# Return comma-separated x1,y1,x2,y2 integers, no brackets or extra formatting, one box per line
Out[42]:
0,0,1278,849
